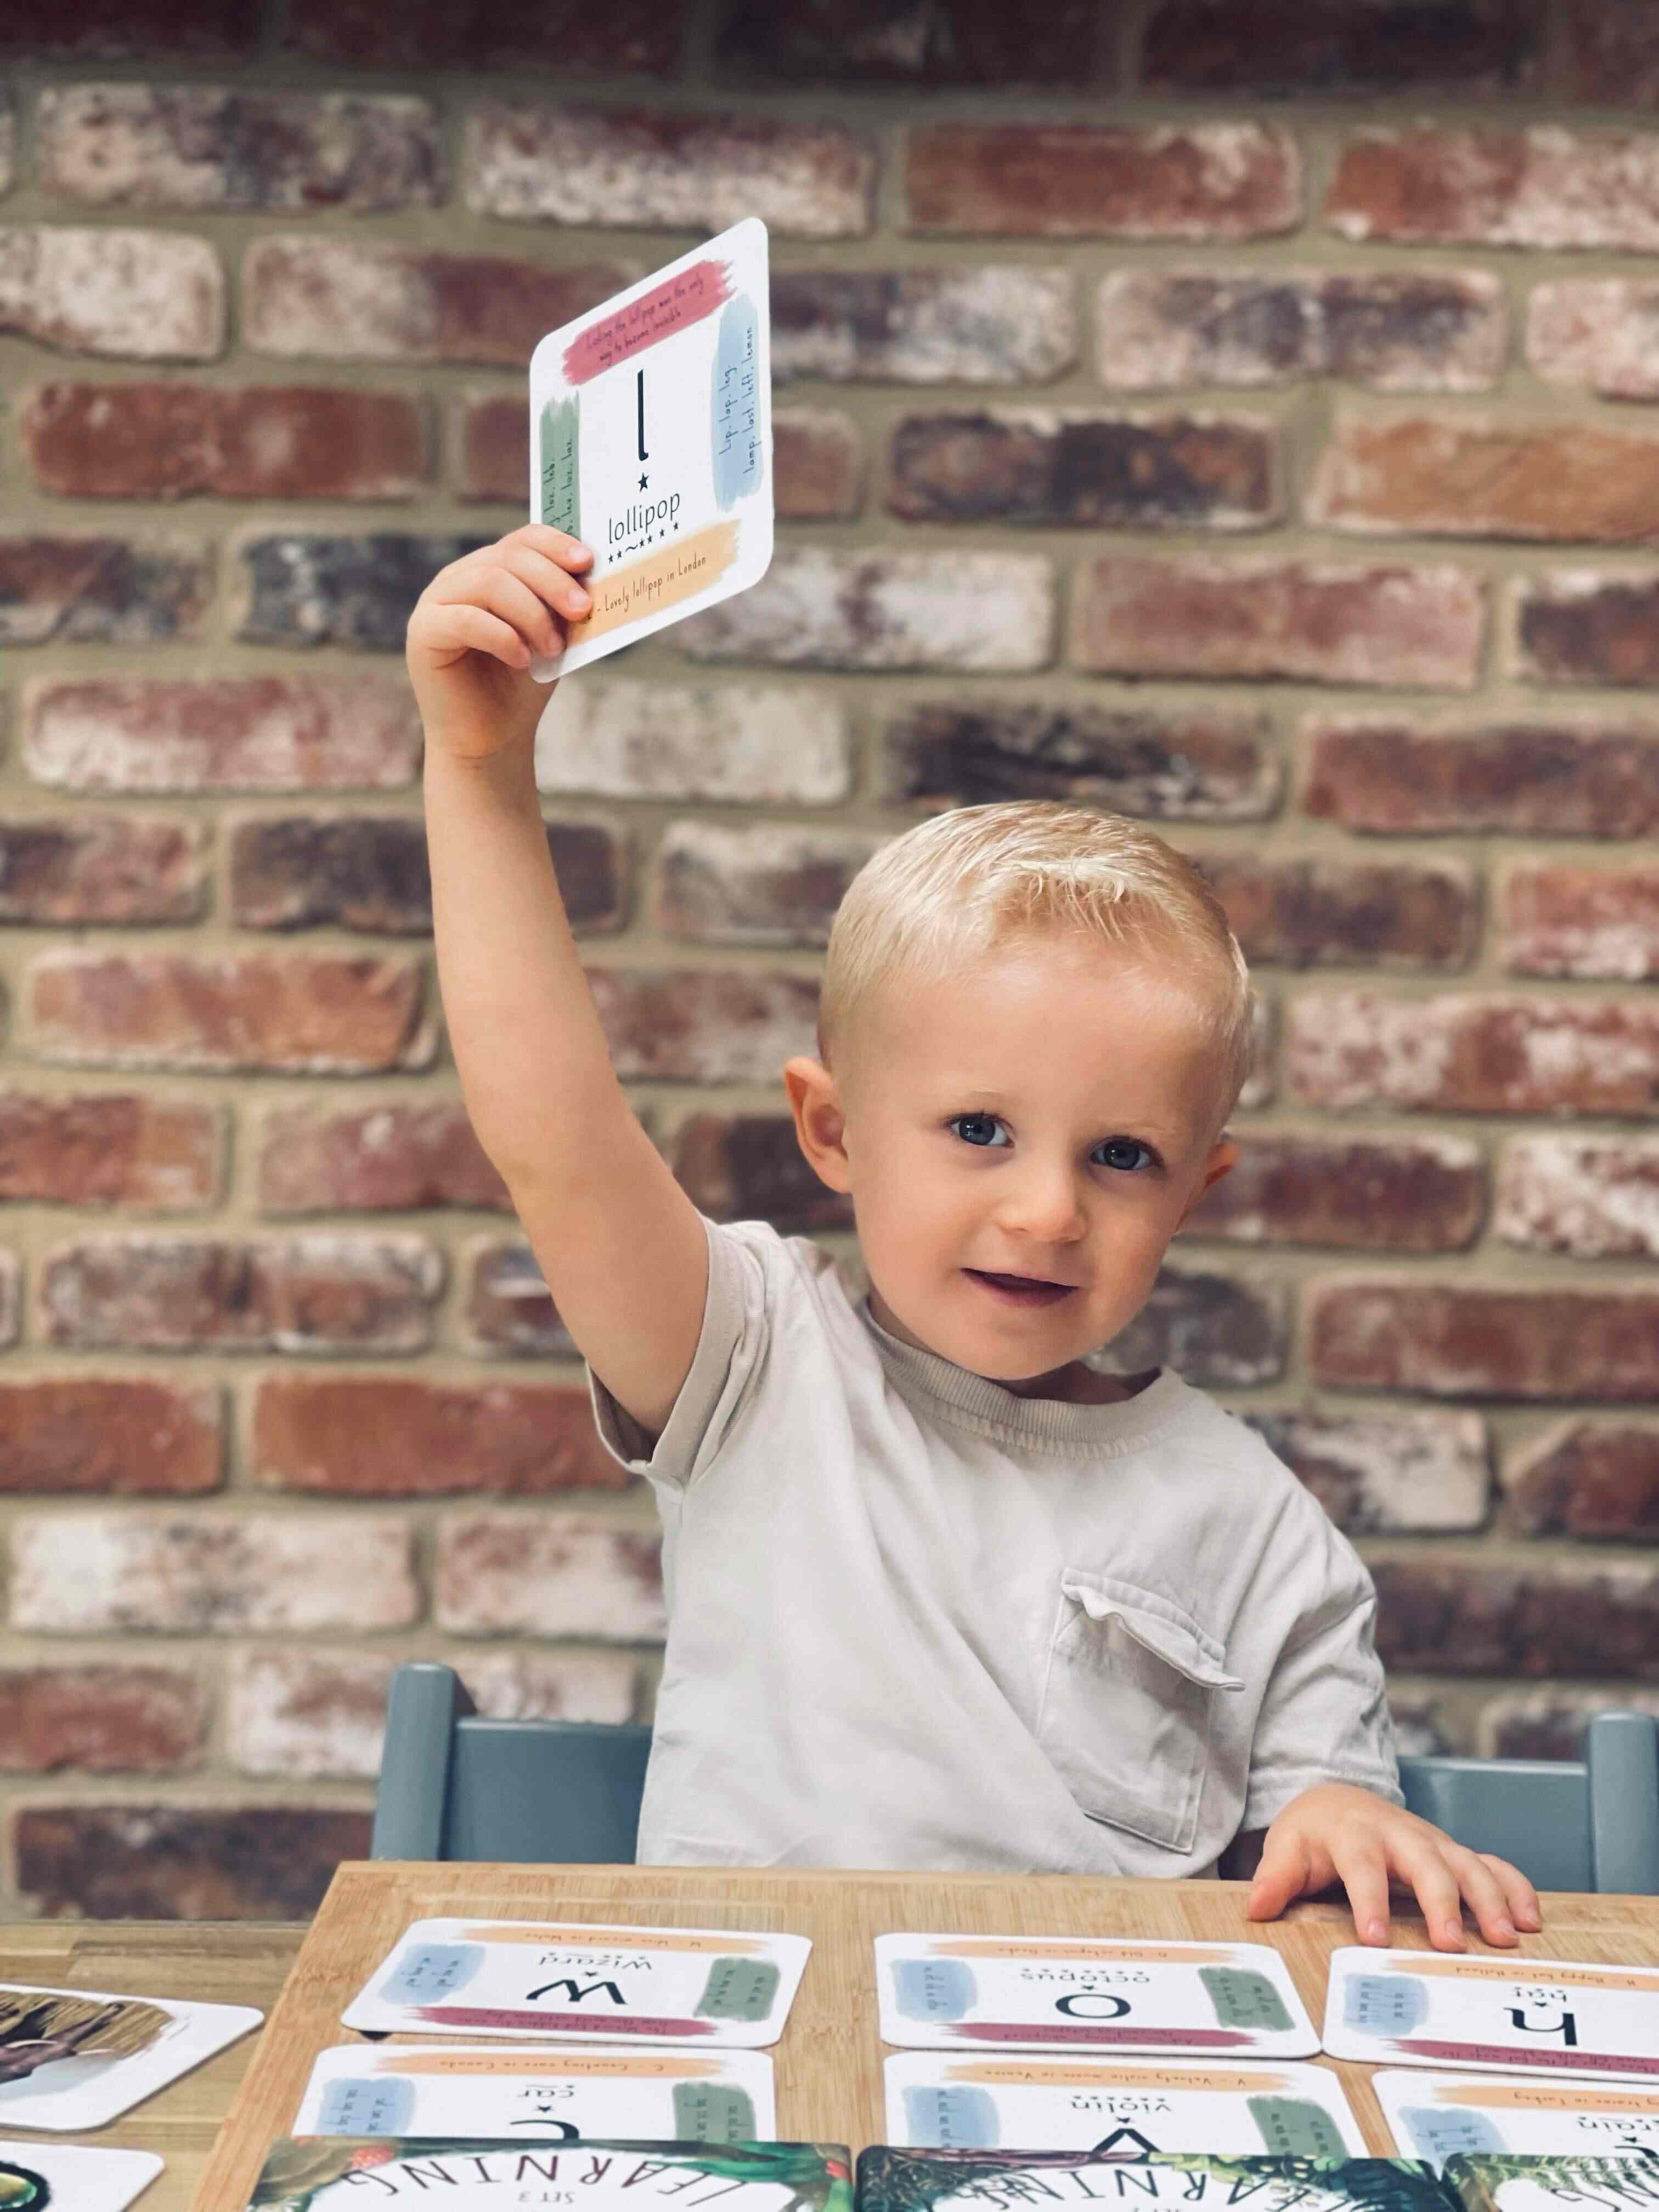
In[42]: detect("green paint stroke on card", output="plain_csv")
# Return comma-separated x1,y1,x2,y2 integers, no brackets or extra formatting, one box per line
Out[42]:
540,396,581,537
1248,2097,1350,2158
1200,1966,1294,2032
696,1956,781,2022
673,2081,760,2142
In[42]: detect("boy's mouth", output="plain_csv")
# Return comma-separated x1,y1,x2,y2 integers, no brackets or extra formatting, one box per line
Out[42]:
964,1268,1076,1308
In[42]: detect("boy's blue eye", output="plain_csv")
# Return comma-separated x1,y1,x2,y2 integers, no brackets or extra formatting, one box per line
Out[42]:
950,1113,1009,1149
1094,1137,1154,1173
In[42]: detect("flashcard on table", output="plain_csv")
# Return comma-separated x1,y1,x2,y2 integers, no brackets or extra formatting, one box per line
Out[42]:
857,2148,1450,2212
0,2137,161,2209
1443,2154,1659,2212
1323,1951,1659,2083
1375,2070,1659,2169
527,217,772,679
295,2040,776,2141
0,1982,262,2130
873,1935,1319,2056
342,1921,810,2047
884,2051,1366,2155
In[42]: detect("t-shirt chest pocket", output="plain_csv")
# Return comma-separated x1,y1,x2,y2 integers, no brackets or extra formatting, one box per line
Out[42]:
1036,1571,1243,1853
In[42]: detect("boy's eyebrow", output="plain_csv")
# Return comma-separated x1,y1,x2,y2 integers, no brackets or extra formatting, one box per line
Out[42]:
927,1085,1191,1147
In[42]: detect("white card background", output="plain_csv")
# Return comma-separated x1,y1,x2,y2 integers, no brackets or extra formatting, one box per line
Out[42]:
296,2041,776,2140
883,2051,1365,2155
1374,2068,1659,2168
0,1983,262,2130
343,1920,810,2049
528,217,772,678
1323,1950,1659,2082
874,1935,1319,2057
0,2136,161,2209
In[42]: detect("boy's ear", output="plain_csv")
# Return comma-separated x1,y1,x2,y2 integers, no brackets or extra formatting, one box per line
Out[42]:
783,1056,852,1195
1175,1135,1238,1233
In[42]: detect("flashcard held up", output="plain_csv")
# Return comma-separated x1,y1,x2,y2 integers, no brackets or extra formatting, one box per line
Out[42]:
1373,2069,1659,2169
342,1921,810,2048
527,217,772,679
873,1936,1319,2057
1323,1950,1659,2083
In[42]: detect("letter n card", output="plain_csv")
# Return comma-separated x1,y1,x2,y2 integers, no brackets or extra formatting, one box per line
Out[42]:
528,218,772,678
1322,1949,1659,2082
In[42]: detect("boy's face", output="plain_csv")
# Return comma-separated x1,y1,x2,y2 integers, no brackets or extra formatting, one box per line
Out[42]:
786,932,1237,1393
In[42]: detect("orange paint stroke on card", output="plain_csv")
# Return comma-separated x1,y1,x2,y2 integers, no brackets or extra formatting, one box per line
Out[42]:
455,1923,764,1954
562,522,738,646
562,259,733,386
1437,2083,1659,2114
926,1941,1237,1963
943,2063,1292,2091
370,2050,727,2079
1388,1958,1659,1992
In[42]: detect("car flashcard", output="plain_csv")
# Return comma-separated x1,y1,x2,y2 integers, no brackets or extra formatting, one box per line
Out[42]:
884,2052,1366,2155
342,1921,810,2048
0,2137,161,2209
1323,1951,1659,2081
0,1982,262,2130
1374,2069,1659,2168
295,2042,776,2141
873,1936,1319,2056
527,217,772,679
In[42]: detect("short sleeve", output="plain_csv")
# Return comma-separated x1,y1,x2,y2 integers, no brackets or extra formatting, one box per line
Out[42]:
588,1215,773,1491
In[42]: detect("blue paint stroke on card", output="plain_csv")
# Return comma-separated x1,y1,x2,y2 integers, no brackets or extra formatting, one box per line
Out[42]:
712,290,763,510
318,2075,418,2136
1344,1973,1428,2036
904,2085,1000,2149
893,1958,976,2022
1401,2106,1506,2168
380,1942,485,2006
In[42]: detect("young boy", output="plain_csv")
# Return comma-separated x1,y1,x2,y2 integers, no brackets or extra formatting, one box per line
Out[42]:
411,523,1541,1953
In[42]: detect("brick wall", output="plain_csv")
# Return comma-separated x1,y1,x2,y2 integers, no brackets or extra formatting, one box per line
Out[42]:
0,0,1656,1920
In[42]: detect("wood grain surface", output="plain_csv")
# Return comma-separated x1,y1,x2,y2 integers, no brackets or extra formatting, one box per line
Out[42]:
190,1864,1659,2211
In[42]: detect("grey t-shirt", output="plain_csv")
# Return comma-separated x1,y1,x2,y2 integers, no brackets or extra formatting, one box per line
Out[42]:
591,1216,1401,1875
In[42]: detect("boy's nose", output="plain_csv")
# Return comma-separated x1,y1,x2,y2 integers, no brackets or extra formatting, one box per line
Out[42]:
995,1166,1088,1244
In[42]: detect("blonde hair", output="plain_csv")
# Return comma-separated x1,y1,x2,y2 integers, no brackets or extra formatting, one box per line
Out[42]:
820,802,1252,1127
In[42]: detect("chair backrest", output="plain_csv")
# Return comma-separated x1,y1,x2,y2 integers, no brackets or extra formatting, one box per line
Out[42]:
371,1662,652,1864
1398,1710,1659,1894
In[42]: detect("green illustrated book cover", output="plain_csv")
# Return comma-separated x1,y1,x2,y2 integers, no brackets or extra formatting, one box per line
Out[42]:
1446,2157,1659,2212
854,2151,1451,2212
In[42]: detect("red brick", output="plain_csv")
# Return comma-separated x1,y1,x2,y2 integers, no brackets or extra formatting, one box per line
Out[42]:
22,381,428,500
461,1651,640,1727
1308,1278,1659,1401
234,529,490,648
0,534,210,644
245,239,628,365
538,682,852,805
1144,1,1540,93
773,267,1077,385
24,675,422,793
457,393,528,503
1496,1135,1659,1260
1098,268,1505,393
656,821,882,948
1483,1688,1659,1761
889,410,1278,528
464,1240,573,1357
0,1094,218,1209
0,1258,20,1351
258,1102,507,1215
13,1805,372,1920
254,1376,629,1496
0,2,252,59
1370,1558,1659,1679
1308,410,1659,542
31,952,432,1074
1502,865,1659,980
1329,124,1659,253
37,85,443,211
1245,1408,1489,1533
1305,717,1659,836
40,1234,443,1353
0,225,223,359
1100,1266,1286,1389
0,1667,205,1771
775,407,862,520
0,817,204,926
1504,1421,1659,1542
1190,1132,1484,1251
716,0,1118,83
1527,279,1659,401
1570,2,1659,104
905,122,1301,239
1197,855,1477,970
1514,569,1659,689
1286,991,1659,1117
437,1510,665,1638
284,0,682,73
672,1112,853,1233
0,1380,221,1494
467,102,876,240
585,967,820,1084
1073,556,1485,689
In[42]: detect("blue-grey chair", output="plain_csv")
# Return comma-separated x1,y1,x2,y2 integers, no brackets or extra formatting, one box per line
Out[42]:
370,1661,652,1864
1398,1709,1659,1894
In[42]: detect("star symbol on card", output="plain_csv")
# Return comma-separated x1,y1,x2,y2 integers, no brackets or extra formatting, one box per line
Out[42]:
639,473,649,490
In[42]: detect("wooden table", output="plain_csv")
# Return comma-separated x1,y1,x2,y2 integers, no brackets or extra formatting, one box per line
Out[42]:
0,1918,302,2210
193,1863,1659,2210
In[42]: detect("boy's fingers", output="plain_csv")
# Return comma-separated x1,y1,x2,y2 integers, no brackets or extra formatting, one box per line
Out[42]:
1245,1831,1309,1922
1481,1853,1542,1933
1330,1837,1391,1946
496,541,595,623
439,565,562,660
513,522,595,570
1392,1834,1468,1950
419,603,529,669
1448,1849,1519,1946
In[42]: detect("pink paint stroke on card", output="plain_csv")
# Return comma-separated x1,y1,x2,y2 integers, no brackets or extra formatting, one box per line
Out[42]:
562,260,733,386
1392,2040,1659,2075
415,2006,715,2036
945,2024,1252,2048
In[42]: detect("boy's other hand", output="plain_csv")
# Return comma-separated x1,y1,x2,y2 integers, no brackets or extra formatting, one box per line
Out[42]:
407,524,595,763
1245,1781,1543,1950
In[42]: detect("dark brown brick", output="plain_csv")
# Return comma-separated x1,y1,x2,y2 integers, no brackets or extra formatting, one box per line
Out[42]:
1309,1279,1659,1402
13,1804,373,1918
0,2,252,58
586,968,820,1084
253,1376,630,1496
1190,1133,1484,1251
1197,853,1478,969
672,1113,853,1233
772,267,1077,385
0,534,210,644
0,817,205,926
716,0,1118,83
1504,1423,1659,1542
464,1239,573,1356
1570,1,1659,104
1370,1559,1659,1680
0,1379,222,1493
0,1094,218,1209
1485,1692,1659,1761
1305,718,1659,837
258,1102,509,1215
1515,571,1659,689
775,408,862,520
0,1667,206,1771
1099,1267,1286,1389
1144,0,1541,94
655,822,880,948
234,532,490,650
457,393,526,503
283,0,682,72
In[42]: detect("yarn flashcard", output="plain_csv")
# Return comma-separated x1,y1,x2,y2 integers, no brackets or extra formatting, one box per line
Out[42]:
0,2138,162,2209
295,2042,776,2141
0,1982,262,2130
873,1936,1319,2056
342,1921,810,2048
527,217,772,679
1375,2069,1659,2169
1323,1951,1659,2081
884,2052,1365,2155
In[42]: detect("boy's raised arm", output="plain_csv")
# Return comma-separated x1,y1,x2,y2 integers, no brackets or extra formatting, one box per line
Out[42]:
411,524,709,1440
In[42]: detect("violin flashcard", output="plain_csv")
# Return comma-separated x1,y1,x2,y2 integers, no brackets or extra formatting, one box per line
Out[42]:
884,2051,1365,2155
527,217,772,679
342,1920,810,2048
0,1982,262,2130
1375,2070,1659,2169
0,2138,162,2209
295,2041,776,2141
873,1935,1319,2057
1323,1951,1659,2083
